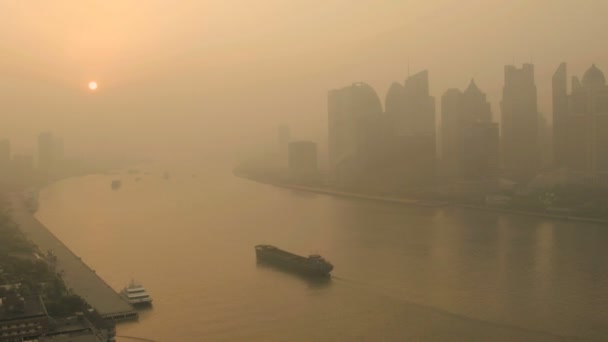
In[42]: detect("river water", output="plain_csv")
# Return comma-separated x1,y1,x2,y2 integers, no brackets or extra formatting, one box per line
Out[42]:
35,162,608,341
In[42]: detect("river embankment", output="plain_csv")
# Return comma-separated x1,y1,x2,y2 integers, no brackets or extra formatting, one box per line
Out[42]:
7,192,138,321
236,172,608,225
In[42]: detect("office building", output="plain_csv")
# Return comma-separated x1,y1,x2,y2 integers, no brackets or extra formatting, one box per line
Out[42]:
552,63,608,184
441,80,498,183
500,64,540,180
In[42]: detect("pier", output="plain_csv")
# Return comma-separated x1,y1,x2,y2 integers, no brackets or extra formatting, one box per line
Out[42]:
7,194,138,321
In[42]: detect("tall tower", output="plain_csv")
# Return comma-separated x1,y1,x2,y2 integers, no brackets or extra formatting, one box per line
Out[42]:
385,82,406,134
440,88,462,178
564,64,608,183
327,82,383,184
552,63,568,167
441,80,498,182
500,64,540,181
401,70,436,137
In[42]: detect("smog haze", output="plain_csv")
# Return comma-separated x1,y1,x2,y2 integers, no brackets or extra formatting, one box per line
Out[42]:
2,0,606,162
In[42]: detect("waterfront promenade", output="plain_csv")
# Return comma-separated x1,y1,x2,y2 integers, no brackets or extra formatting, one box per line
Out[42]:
7,194,137,321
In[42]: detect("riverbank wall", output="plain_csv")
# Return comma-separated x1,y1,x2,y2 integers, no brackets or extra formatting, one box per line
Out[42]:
8,193,138,321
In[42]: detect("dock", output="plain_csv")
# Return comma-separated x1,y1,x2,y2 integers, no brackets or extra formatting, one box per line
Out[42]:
8,194,138,321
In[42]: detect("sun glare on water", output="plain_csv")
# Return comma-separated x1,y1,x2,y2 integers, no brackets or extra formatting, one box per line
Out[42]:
88,81,98,91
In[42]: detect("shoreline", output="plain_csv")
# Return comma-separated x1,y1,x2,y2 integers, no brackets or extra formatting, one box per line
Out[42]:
236,173,608,225
7,190,138,321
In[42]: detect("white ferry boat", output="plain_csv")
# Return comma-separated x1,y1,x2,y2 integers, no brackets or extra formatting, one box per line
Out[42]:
121,281,153,307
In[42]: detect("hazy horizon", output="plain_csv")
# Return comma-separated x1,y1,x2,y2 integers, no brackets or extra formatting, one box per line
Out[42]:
1,0,607,162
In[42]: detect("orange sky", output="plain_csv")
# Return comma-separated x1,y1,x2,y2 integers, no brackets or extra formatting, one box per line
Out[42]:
1,0,607,161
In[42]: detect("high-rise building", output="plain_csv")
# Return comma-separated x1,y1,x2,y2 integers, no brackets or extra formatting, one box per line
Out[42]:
500,64,540,181
552,64,608,184
385,82,406,123
381,71,437,190
389,70,436,137
552,63,568,167
440,88,462,170
461,122,500,181
328,82,384,184
538,113,552,168
328,73,436,190
441,80,498,182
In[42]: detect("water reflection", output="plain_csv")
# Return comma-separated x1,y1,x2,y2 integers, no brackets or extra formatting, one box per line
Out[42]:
255,261,332,289
35,168,608,340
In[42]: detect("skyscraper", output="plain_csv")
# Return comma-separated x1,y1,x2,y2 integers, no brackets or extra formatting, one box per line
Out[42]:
328,82,384,184
382,71,437,190
328,72,437,190
552,64,608,184
385,82,406,135
441,88,464,178
441,80,498,182
500,64,540,181
392,70,436,137
552,63,568,167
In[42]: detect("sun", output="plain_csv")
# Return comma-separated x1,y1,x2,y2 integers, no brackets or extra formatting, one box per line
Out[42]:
88,81,98,91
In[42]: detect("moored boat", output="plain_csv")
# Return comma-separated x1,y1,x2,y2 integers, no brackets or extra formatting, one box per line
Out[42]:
121,281,153,307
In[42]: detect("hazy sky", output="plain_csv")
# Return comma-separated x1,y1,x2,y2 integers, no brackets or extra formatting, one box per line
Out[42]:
1,0,607,161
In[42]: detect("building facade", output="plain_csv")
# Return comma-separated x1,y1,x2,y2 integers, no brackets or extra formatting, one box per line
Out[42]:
441,80,499,184
328,72,437,190
0,295,49,341
327,82,385,185
552,63,608,185
386,70,436,137
500,64,540,181
552,63,569,167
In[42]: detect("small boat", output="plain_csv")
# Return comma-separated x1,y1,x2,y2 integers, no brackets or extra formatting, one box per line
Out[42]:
121,281,153,307
111,180,122,190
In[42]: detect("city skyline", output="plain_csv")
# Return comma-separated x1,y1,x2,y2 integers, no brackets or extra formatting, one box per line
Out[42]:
317,61,608,190
2,2,608,341
2,1,608,162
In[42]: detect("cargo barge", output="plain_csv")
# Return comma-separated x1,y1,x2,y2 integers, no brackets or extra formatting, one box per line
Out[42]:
255,245,333,276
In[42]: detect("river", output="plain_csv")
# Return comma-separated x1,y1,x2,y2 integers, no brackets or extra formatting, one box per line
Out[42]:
34,162,608,341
